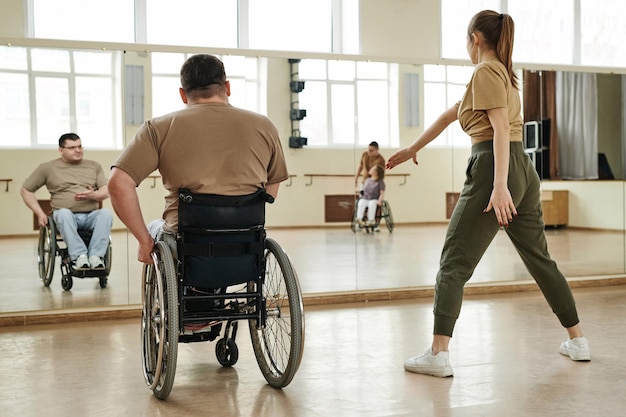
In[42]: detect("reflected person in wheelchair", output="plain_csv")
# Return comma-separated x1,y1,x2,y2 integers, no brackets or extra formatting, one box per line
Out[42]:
20,133,113,271
355,164,386,228
108,54,289,262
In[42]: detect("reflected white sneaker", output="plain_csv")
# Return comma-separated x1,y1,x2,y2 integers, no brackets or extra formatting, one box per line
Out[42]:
74,254,90,270
559,337,591,361
404,349,454,377
89,256,105,270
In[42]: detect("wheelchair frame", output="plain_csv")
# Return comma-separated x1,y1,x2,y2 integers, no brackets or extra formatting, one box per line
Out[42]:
37,216,112,290
351,196,395,233
141,189,305,400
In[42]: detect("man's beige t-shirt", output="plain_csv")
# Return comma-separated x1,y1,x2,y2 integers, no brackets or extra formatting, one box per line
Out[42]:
359,152,386,182
113,102,289,232
457,60,523,142
23,158,107,212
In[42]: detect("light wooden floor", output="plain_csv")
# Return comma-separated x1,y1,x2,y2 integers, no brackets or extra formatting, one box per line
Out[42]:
0,285,625,416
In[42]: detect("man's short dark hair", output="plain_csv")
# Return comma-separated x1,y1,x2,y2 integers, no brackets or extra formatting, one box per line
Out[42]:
59,133,80,148
369,141,379,148
180,54,226,97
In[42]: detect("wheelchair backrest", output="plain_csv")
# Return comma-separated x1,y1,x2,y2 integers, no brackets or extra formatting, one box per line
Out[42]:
177,188,274,288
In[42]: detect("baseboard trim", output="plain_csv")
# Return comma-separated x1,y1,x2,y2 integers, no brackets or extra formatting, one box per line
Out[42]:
2,275,625,327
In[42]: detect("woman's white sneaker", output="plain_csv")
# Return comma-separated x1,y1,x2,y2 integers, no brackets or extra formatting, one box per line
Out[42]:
559,337,591,361
404,349,454,377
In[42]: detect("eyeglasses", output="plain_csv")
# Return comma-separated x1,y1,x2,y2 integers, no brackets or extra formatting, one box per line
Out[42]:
63,145,83,151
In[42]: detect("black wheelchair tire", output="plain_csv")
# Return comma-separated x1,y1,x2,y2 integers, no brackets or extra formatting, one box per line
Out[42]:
216,338,239,367
382,201,394,233
61,274,73,291
141,241,179,401
249,238,304,388
38,222,56,286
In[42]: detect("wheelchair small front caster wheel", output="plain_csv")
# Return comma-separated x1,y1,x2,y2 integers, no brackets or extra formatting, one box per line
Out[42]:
216,338,239,367
99,277,107,289
61,275,73,291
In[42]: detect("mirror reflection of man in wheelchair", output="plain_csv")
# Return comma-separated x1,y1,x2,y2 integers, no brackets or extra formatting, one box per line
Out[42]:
109,54,304,398
20,133,113,289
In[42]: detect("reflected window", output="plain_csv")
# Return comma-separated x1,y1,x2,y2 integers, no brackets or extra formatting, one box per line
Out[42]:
0,73,30,147
424,65,474,148
299,59,399,147
0,46,122,149
151,53,266,117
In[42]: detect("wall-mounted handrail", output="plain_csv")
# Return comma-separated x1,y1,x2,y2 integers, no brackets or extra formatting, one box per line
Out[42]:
147,175,160,188
303,173,410,186
285,174,296,187
0,178,12,192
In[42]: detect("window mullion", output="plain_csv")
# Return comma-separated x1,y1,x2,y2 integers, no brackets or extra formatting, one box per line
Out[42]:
238,0,250,49
27,49,37,146
134,0,148,43
68,52,77,133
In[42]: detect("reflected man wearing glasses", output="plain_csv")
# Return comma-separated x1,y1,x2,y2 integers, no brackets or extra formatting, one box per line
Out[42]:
20,133,113,270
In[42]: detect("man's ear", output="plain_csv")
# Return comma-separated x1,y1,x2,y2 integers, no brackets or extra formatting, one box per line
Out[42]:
225,80,231,97
179,87,188,104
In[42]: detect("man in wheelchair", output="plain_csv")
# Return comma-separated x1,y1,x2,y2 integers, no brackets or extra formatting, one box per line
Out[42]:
109,55,301,398
21,133,113,271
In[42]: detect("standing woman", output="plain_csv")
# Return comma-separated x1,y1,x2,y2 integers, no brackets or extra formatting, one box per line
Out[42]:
386,10,590,377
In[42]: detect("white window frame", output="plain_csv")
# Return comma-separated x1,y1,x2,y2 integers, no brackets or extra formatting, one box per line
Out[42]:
298,59,399,148
0,46,122,149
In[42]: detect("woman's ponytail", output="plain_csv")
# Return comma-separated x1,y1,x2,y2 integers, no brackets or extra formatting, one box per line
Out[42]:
468,10,519,90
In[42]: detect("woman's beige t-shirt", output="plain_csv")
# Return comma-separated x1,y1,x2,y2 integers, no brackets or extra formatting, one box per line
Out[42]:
457,60,523,142
113,102,289,232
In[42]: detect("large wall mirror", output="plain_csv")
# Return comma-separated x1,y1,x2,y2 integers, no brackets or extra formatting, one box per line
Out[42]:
1,42,624,317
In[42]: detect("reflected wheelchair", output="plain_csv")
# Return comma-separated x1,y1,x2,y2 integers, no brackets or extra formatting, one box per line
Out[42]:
141,188,305,400
351,193,394,233
37,209,112,291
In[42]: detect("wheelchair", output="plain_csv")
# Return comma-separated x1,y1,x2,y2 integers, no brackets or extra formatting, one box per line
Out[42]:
141,188,305,400
351,194,394,233
37,215,112,291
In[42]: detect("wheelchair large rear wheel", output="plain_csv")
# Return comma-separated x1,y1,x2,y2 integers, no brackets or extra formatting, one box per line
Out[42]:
249,238,304,388
38,221,56,286
141,241,179,400
382,200,394,233
99,238,113,289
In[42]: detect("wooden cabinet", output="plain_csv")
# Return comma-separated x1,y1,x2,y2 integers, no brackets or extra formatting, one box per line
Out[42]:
446,192,460,219
541,190,568,227
324,194,356,222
